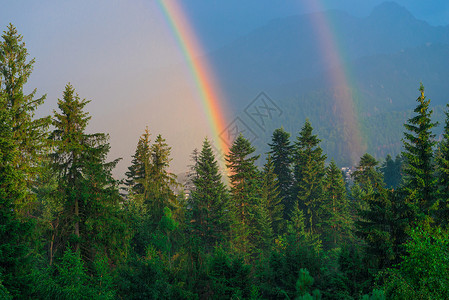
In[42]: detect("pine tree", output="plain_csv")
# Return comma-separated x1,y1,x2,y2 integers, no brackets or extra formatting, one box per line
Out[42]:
268,128,293,218
226,134,261,257
0,24,50,216
436,104,449,225
292,120,326,234
402,83,438,223
189,138,229,252
322,160,352,248
49,83,129,267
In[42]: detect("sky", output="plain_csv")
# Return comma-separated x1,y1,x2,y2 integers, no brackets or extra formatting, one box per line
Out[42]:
1,0,448,178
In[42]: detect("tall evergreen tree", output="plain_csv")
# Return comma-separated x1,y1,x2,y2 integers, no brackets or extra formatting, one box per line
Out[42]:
350,153,385,220
356,188,408,272
49,83,129,267
268,128,293,218
226,134,261,257
322,160,352,248
0,92,35,298
292,120,326,234
124,127,151,196
351,153,384,194
353,153,408,272
0,24,50,216
436,104,449,225
188,138,229,252
380,154,403,189
125,130,182,258
147,134,179,225
261,155,284,235
402,83,438,223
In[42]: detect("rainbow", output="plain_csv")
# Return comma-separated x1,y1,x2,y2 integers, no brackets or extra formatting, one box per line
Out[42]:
158,0,365,166
156,0,230,168
304,1,365,164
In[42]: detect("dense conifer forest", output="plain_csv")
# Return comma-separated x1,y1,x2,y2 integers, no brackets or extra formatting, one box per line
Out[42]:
2,24,449,299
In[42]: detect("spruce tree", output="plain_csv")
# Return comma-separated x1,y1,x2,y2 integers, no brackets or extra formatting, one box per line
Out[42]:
189,138,229,252
0,24,50,216
436,104,449,225
402,83,438,223
124,127,151,196
292,120,326,234
322,160,352,248
147,134,179,224
353,153,408,271
268,128,293,218
225,134,261,257
126,130,181,258
349,153,385,220
0,95,34,297
49,83,129,267
351,153,384,193
356,189,408,271
380,154,403,189
261,155,284,235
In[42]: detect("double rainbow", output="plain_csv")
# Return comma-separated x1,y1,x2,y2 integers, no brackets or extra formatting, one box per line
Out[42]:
158,0,364,166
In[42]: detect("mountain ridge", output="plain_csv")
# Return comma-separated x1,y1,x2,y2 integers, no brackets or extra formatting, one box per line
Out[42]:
198,1,449,166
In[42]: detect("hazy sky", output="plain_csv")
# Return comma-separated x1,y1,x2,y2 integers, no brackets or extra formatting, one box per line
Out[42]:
1,1,448,177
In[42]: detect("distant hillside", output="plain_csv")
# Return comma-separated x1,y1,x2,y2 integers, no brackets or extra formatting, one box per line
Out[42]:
201,1,449,166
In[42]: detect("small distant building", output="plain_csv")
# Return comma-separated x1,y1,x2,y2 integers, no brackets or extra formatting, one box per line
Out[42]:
341,166,355,184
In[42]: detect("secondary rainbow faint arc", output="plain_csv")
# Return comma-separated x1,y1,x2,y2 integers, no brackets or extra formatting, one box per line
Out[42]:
304,1,365,164
157,0,230,162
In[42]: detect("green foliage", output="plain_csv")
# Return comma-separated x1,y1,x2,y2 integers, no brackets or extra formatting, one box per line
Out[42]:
256,207,322,299
0,23,50,216
49,83,130,269
292,120,326,234
436,104,449,225
361,289,385,300
295,268,314,298
402,83,438,223
124,127,151,196
380,154,403,189
147,134,180,224
357,188,409,271
382,227,449,299
36,247,116,299
268,127,294,218
351,154,384,193
208,246,252,299
0,277,11,300
322,160,353,248
117,254,171,299
261,155,284,235
226,134,262,257
332,244,373,298
188,138,230,253
0,88,35,298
